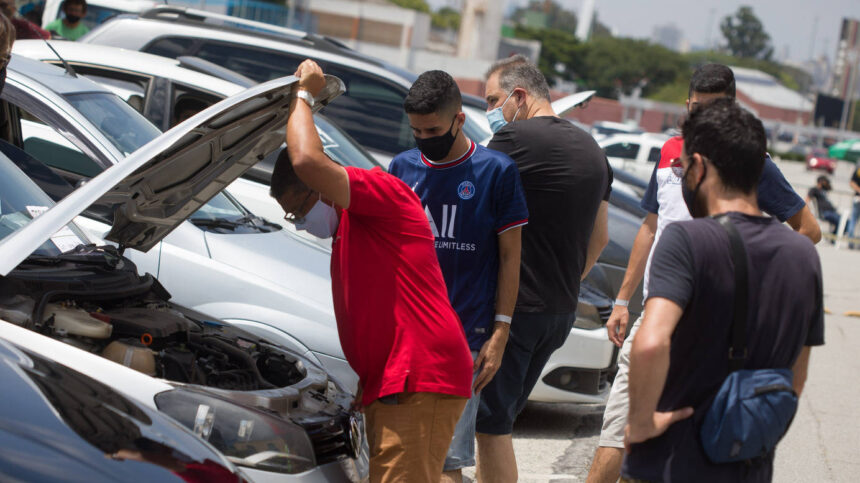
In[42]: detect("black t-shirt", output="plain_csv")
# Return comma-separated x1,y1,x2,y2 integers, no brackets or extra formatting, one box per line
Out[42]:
623,212,824,482
807,187,836,213
488,117,611,313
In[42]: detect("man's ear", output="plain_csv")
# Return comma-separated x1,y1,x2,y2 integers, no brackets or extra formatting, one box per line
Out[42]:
514,87,528,107
691,153,706,183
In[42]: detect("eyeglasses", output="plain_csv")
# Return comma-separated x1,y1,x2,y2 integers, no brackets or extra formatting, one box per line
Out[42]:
283,190,314,225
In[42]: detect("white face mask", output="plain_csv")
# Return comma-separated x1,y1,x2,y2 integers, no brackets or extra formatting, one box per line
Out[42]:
294,195,339,239
486,90,521,134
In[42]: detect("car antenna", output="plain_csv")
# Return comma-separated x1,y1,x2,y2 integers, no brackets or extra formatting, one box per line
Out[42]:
35,31,78,78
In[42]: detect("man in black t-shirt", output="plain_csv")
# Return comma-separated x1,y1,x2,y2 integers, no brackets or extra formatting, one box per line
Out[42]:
806,176,841,234
475,54,612,482
623,99,824,482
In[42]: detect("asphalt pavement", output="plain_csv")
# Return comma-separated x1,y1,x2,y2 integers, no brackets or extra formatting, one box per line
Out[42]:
460,159,860,482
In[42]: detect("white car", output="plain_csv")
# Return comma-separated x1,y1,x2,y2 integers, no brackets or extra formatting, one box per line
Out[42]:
599,132,671,182
14,43,624,405
0,73,369,481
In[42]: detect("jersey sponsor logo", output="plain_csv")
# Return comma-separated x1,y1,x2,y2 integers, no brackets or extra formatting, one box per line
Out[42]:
425,204,457,239
457,181,476,200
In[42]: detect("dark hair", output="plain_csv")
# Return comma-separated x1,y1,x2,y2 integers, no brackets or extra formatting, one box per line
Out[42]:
403,70,461,116
817,175,830,185
681,98,765,194
0,10,13,55
485,54,551,102
63,0,87,10
269,148,305,199
688,63,736,98
174,96,209,118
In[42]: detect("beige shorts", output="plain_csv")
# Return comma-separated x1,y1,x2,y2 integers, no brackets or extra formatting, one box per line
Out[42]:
598,315,643,448
364,391,467,483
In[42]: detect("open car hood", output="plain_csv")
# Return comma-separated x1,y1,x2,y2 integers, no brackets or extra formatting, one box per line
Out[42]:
552,90,596,117
0,75,344,274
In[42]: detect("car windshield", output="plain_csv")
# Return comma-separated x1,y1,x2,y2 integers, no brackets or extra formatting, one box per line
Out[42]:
189,191,246,221
63,92,161,156
0,153,89,257
315,115,377,170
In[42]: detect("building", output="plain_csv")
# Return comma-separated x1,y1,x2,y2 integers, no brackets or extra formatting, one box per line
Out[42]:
732,66,813,124
830,18,860,99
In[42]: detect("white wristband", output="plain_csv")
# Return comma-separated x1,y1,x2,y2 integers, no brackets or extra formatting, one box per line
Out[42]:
494,314,512,324
614,299,629,307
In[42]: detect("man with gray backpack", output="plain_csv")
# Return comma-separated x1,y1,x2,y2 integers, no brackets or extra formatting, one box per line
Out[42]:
622,98,824,481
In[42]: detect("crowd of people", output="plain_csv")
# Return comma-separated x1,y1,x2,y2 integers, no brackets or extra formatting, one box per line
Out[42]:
0,4,828,480
276,57,825,482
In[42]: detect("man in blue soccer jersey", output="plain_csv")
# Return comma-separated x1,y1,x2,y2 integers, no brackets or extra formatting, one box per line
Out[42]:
389,70,529,483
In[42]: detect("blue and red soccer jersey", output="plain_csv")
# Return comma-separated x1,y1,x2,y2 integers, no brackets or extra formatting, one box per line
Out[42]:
390,141,529,350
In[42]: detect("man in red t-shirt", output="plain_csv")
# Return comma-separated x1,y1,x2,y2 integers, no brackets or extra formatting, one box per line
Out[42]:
269,59,473,482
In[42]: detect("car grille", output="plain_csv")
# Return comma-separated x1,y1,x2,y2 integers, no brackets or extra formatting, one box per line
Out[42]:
301,412,359,464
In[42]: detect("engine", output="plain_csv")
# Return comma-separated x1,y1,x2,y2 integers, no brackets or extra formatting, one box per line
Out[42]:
0,257,303,391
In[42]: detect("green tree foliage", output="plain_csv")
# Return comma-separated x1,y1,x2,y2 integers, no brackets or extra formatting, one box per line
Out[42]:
387,0,429,13
513,26,584,84
512,0,579,35
581,37,687,98
432,7,460,30
720,6,773,60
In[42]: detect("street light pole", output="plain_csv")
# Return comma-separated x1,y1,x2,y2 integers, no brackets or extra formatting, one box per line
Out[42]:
839,49,859,136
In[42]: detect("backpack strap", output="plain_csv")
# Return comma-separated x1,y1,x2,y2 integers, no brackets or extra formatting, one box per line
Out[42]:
716,215,749,372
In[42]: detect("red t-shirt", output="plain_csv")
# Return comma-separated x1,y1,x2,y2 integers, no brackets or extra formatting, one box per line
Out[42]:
332,166,472,406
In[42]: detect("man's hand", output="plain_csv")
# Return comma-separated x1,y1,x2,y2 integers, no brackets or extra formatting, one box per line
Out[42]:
623,408,693,452
294,59,326,97
606,304,629,347
473,323,510,393
350,385,364,413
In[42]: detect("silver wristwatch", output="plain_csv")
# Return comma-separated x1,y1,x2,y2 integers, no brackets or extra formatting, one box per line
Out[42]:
295,89,315,108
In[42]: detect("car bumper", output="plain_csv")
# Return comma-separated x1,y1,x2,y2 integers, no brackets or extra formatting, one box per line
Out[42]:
241,458,365,483
528,326,617,404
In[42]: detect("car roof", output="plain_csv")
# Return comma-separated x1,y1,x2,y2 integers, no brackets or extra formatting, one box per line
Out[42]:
7,54,113,96
12,40,244,98
85,10,419,87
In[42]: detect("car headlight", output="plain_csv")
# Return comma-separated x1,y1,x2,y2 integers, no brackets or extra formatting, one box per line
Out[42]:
155,388,316,474
573,300,607,330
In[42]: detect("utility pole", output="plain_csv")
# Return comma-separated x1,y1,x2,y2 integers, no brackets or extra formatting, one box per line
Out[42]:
575,0,595,42
839,49,859,135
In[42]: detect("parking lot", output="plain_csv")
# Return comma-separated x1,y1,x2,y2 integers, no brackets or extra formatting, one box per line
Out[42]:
465,159,860,482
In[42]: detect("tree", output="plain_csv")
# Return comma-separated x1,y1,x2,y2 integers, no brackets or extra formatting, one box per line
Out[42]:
431,6,460,30
720,6,773,60
512,0,578,35
387,0,429,13
513,26,585,85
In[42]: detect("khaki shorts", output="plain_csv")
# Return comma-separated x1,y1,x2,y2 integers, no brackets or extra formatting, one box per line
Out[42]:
364,391,467,483
598,315,643,448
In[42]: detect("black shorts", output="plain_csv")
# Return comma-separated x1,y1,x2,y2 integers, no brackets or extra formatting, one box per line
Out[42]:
476,312,574,434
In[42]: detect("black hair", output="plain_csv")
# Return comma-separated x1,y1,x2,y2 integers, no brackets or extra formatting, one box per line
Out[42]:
269,148,305,199
681,98,765,194
688,63,736,98
63,0,87,10
817,175,830,185
403,70,461,116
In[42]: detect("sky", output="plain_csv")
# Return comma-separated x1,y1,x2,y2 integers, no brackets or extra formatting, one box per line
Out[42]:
429,0,860,64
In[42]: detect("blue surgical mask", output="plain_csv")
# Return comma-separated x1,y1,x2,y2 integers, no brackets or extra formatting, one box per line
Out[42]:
486,90,521,133
294,194,339,238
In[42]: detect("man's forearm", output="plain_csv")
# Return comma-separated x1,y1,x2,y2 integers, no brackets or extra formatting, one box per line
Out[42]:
287,95,325,172
495,228,522,318
582,201,609,280
615,213,658,301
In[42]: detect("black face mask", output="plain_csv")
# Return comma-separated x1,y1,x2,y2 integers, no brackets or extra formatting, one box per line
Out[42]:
65,14,82,23
415,117,458,162
682,160,707,218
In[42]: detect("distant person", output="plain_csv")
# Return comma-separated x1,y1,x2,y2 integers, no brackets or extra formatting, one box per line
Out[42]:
172,97,210,127
806,176,841,235
45,0,89,40
389,70,528,483
623,97,823,482
476,54,611,483
0,0,51,40
586,63,821,483
845,163,860,242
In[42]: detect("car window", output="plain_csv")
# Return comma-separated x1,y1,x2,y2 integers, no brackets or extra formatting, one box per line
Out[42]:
170,85,221,129
57,64,150,113
321,65,414,156
647,146,662,163
19,110,103,179
81,5,126,29
143,36,196,59
604,142,640,160
63,92,161,155
191,41,300,82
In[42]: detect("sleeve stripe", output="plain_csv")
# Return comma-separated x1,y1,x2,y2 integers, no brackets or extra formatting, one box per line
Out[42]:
497,219,528,234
